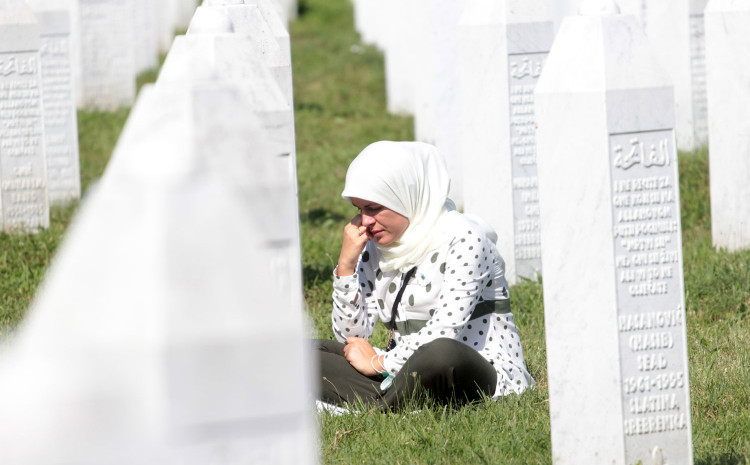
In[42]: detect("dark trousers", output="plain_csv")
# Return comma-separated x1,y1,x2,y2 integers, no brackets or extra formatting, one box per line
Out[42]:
315,338,497,410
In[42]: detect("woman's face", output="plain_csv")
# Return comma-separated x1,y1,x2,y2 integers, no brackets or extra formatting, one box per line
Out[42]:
351,197,409,246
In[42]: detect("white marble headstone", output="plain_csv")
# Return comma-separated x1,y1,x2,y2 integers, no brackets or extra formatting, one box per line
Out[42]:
705,0,750,251
77,0,136,110
0,0,49,232
201,0,292,63
383,0,417,115
187,5,293,106
157,33,304,316
0,80,316,465
26,0,81,205
536,6,694,464
413,0,437,144
132,0,159,73
156,0,180,52
431,0,467,208
458,0,553,284
638,0,709,151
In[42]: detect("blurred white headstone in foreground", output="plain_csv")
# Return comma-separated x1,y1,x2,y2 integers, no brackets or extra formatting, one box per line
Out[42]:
458,0,553,284
27,0,81,205
705,0,750,251
0,0,49,232
157,33,303,314
536,4,694,464
77,0,136,110
0,80,317,465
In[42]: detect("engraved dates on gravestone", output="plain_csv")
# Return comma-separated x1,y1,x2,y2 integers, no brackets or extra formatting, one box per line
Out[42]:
508,52,546,278
609,129,692,463
0,51,49,231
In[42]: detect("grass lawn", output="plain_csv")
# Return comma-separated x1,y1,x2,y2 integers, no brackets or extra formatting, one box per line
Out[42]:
1,0,749,463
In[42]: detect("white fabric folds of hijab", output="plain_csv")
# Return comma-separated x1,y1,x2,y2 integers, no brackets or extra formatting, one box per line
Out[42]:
341,141,455,273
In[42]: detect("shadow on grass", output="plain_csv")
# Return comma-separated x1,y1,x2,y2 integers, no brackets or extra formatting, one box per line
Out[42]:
696,452,749,465
303,264,333,289
300,208,346,225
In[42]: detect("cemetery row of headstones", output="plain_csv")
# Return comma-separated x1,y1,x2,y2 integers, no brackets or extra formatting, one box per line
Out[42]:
0,0,315,464
355,0,748,277
353,0,748,464
0,0,201,233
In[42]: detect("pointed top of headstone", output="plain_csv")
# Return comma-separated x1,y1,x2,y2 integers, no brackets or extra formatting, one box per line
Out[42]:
187,6,234,34
578,0,621,16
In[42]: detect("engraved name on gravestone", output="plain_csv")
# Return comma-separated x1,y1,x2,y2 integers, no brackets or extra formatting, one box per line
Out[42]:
609,130,692,462
0,5,49,232
32,5,81,204
689,13,708,146
78,0,135,110
508,52,545,278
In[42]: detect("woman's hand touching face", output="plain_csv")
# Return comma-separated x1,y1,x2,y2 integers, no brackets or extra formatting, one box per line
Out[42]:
337,213,372,276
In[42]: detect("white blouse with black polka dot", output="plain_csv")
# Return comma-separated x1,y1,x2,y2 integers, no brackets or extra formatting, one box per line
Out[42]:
332,214,535,399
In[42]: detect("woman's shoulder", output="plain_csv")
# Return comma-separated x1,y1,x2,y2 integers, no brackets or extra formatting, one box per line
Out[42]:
437,211,495,246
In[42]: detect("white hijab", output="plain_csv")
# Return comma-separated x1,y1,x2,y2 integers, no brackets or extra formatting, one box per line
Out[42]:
342,141,455,273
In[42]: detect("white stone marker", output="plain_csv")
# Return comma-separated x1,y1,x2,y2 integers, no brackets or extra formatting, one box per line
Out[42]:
535,3,694,464
0,81,316,465
641,0,709,151
202,0,292,64
77,0,136,110
413,0,437,144
432,0,467,208
158,34,293,166
0,0,49,232
132,0,159,73
705,0,750,251
27,0,81,205
157,34,304,316
156,0,179,52
458,0,553,284
187,5,293,106
383,0,417,115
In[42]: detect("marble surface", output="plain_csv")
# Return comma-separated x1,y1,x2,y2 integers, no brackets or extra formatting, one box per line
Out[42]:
431,0,468,208
639,0,709,151
536,11,693,465
0,81,315,465
457,0,553,284
705,0,750,251
188,4,293,106
76,0,136,110
27,0,82,205
202,0,292,63
383,0,417,115
0,0,49,232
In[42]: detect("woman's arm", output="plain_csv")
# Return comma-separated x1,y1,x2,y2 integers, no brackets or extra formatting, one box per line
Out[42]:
331,215,379,342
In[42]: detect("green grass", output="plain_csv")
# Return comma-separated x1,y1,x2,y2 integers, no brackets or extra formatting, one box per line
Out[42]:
0,0,749,463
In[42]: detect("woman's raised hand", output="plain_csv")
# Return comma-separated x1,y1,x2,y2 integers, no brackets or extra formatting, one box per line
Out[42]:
337,214,371,276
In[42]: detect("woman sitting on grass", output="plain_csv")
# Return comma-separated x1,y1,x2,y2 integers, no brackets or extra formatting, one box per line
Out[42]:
316,141,534,410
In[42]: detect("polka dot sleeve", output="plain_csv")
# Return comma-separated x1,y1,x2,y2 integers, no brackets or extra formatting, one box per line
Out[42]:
382,230,493,375
331,259,379,343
